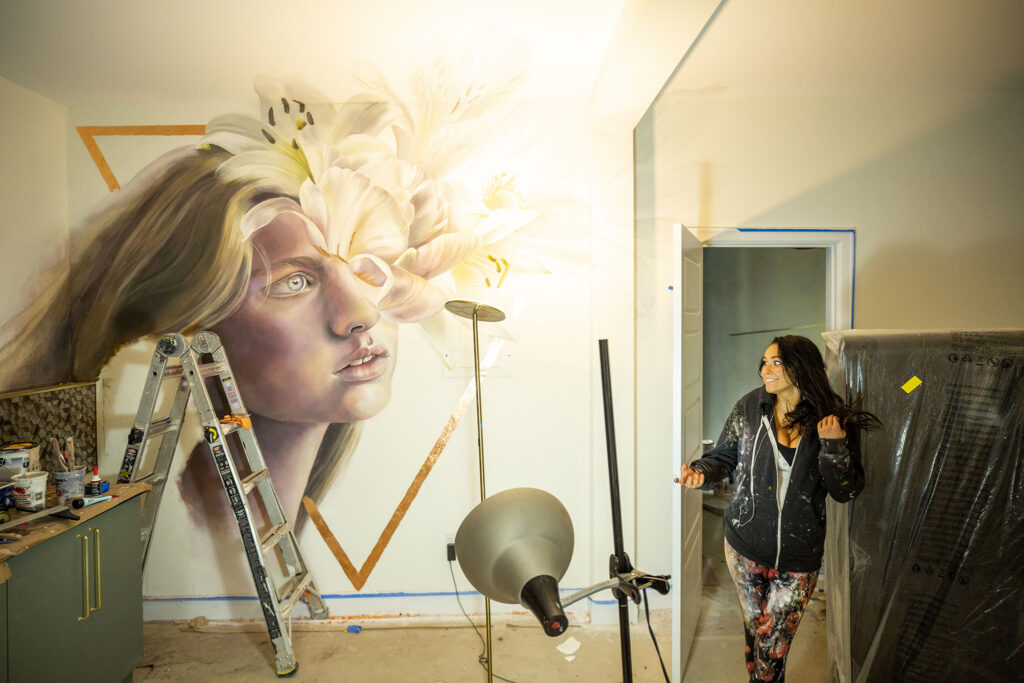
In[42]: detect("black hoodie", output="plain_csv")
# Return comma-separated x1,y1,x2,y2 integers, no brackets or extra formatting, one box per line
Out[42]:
690,386,864,572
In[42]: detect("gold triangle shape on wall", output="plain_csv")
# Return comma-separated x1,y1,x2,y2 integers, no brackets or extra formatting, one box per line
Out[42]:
76,125,207,191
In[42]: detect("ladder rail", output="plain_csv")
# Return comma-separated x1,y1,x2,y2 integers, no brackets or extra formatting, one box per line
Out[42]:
139,375,192,565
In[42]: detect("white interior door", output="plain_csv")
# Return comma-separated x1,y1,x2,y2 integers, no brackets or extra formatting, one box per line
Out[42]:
672,224,703,681
634,217,703,680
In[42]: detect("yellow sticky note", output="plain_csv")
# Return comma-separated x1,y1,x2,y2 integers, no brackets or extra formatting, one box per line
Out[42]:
901,376,922,393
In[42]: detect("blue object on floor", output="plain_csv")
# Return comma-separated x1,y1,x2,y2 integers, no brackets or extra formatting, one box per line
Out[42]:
347,625,362,634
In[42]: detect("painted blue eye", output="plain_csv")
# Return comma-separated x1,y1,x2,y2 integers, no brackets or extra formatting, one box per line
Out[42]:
284,274,308,291
269,272,314,296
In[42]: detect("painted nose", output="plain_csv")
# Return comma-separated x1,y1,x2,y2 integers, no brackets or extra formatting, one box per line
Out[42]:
325,264,381,337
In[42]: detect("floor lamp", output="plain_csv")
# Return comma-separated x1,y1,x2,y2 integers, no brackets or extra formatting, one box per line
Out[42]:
453,339,671,682
444,299,505,683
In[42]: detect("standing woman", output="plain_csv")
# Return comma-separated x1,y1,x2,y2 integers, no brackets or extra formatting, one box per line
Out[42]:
678,335,880,682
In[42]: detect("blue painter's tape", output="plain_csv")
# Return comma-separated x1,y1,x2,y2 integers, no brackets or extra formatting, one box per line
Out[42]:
144,587,590,603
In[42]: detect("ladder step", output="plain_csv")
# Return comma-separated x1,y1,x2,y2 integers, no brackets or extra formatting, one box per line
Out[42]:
161,361,226,380
136,471,166,486
198,361,227,376
240,469,270,495
146,418,180,440
260,522,291,554
277,572,314,617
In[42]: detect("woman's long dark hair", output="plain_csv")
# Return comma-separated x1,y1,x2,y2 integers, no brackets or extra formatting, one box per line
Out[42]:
761,335,882,431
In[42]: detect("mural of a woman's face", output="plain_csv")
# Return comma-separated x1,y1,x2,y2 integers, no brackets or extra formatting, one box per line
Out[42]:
214,211,398,424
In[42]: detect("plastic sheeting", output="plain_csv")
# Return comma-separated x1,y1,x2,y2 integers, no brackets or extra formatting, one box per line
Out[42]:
823,329,1024,683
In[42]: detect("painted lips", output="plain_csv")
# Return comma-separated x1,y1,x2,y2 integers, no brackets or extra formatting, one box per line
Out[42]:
336,353,389,382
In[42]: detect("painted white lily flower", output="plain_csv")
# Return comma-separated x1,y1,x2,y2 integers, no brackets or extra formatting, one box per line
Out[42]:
203,68,551,357
201,77,395,196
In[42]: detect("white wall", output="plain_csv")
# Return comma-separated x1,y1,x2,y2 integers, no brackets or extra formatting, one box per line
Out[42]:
0,76,68,356
648,92,1024,328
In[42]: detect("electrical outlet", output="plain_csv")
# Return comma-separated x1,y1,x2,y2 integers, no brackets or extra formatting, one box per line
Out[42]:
445,532,456,562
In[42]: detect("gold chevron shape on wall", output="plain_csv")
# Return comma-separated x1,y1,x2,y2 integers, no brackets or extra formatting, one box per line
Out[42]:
76,125,207,190
304,375,477,590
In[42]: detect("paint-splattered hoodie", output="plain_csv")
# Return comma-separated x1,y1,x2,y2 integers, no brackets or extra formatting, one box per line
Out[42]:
690,386,864,572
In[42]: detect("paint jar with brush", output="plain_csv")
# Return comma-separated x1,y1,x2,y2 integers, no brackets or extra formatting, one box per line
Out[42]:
54,467,87,503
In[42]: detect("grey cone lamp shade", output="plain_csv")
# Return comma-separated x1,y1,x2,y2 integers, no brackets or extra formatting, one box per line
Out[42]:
455,488,574,636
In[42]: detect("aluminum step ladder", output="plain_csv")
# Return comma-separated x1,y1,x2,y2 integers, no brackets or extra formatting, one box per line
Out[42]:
118,330,329,677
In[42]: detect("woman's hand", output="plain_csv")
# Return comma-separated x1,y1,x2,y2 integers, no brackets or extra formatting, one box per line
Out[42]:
678,463,705,489
817,415,846,439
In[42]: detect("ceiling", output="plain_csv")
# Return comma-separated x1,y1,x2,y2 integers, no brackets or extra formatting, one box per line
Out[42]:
2,1,1022,113
0,0,627,107
666,0,1024,98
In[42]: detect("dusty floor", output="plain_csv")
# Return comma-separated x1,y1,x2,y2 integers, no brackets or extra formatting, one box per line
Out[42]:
133,571,827,682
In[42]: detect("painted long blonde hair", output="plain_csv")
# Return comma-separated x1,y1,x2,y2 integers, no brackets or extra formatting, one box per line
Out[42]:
0,146,356,518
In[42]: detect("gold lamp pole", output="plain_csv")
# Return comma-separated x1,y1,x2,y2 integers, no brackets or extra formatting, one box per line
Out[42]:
444,299,505,683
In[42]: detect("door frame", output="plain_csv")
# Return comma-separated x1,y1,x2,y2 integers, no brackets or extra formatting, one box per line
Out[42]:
671,226,854,681
699,227,855,330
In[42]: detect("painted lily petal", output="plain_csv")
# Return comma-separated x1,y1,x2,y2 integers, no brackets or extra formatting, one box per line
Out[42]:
378,267,447,323
332,98,398,141
468,208,540,247
321,135,397,178
305,167,410,262
201,114,271,155
217,150,308,196
390,122,417,165
239,197,328,252
394,232,481,280
415,309,461,370
353,157,419,223
297,179,331,245
349,253,393,304
408,179,454,247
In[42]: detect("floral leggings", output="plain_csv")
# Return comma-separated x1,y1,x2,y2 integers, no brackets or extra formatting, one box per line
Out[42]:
724,540,819,682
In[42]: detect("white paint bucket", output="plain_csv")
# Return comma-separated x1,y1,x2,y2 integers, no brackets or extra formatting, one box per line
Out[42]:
0,442,41,480
12,470,48,511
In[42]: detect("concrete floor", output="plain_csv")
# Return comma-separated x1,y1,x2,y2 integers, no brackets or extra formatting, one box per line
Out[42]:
133,572,827,681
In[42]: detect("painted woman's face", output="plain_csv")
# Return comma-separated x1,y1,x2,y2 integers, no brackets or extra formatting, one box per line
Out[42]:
213,211,398,424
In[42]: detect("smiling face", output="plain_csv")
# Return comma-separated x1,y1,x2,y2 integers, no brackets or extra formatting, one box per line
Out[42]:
760,343,800,402
213,211,398,424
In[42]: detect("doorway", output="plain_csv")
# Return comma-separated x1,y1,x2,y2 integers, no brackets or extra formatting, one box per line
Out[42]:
674,227,854,681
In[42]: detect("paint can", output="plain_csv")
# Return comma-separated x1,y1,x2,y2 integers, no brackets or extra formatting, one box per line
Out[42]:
0,442,41,480
11,471,48,511
54,466,87,503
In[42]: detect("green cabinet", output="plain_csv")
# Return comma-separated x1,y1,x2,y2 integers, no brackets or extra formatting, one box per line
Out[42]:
4,499,143,683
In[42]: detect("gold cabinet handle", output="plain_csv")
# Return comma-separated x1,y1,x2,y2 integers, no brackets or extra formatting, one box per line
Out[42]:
91,528,102,612
77,534,90,621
